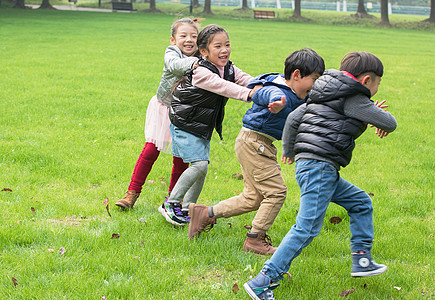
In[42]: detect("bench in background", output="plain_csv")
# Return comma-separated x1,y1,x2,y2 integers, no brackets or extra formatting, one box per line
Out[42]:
112,2,137,12
253,10,276,19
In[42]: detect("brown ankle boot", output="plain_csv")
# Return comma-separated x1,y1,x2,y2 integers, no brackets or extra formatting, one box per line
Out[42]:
188,204,216,239
115,190,139,209
243,232,277,255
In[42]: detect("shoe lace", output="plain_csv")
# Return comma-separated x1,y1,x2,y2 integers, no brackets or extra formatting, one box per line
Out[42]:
173,204,183,217
201,218,216,232
263,234,273,247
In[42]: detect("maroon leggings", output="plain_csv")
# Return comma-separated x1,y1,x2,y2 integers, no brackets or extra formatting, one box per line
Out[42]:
128,142,188,195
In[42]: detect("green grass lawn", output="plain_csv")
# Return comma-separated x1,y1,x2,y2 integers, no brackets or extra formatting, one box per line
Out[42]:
0,8,434,299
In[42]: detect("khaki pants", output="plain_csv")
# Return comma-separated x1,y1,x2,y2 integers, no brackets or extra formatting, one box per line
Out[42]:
213,130,287,233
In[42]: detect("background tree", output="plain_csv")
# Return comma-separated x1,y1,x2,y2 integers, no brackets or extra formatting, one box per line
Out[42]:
423,0,434,23
39,0,54,9
238,0,250,10
203,0,212,14
146,0,161,12
352,0,374,18
192,0,200,8
293,0,301,18
13,0,26,8
379,0,391,27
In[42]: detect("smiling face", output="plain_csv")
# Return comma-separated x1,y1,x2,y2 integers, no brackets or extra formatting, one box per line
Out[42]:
288,71,321,99
199,32,231,68
170,23,198,57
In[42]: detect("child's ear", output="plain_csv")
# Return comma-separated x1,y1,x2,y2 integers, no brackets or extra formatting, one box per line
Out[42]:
170,36,176,46
359,74,371,86
199,48,208,58
292,69,301,80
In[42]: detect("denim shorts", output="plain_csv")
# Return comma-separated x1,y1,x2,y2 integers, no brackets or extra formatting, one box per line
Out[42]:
170,124,210,163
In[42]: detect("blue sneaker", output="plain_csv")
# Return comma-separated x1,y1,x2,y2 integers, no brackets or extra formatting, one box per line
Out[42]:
158,198,187,226
351,252,387,277
244,272,280,300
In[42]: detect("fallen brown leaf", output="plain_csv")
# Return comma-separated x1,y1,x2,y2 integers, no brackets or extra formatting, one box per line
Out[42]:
244,225,252,230
111,233,120,239
104,197,111,217
368,192,374,197
31,207,35,212
12,277,18,287
232,173,243,180
227,223,232,228
2,188,12,192
330,216,342,224
339,288,355,298
232,283,239,294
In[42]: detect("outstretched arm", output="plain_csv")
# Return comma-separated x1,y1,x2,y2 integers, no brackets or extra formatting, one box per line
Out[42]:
372,100,390,138
268,96,286,114
344,94,397,137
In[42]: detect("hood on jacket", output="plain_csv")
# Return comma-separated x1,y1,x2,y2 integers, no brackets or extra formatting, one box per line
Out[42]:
309,69,371,103
247,73,292,91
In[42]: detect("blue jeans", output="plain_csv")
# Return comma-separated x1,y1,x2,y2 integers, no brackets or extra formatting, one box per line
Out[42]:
263,160,374,282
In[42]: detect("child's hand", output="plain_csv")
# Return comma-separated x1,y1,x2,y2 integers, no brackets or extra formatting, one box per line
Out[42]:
374,99,388,110
281,155,294,165
248,85,263,100
369,100,389,129
375,128,389,138
268,96,286,114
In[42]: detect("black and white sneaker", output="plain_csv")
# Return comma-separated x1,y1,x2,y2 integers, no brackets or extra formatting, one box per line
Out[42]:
158,198,187,226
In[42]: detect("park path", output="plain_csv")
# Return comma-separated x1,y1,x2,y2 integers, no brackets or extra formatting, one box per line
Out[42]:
26,4,124,13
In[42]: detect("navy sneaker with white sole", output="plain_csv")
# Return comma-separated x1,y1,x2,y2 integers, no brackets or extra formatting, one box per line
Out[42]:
244,272,280,300
351,251,387,277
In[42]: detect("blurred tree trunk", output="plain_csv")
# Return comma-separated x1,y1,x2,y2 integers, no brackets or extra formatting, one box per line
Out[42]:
149,0,156,10
39,0,54,9
423,0,434,23
352,0,373,18
192,0,200,8
146,0,161,12
379,0,391,26
14,0,26,8
240,0,249,10
203,0,212,14
293,0,301,17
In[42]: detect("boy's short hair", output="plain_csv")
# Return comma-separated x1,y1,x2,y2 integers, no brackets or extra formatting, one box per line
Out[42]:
284,48,325,80
340,51,383,78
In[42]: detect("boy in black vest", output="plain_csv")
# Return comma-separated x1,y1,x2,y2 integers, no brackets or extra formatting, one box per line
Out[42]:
244,52,397,300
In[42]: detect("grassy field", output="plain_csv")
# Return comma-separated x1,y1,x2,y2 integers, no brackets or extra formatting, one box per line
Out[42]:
0,8,434,299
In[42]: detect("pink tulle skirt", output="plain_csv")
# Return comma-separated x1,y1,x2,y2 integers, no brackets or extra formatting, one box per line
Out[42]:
144,95,172,154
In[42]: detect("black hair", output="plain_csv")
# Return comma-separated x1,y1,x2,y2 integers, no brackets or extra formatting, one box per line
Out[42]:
340,51,383,78
197,24,228,51
284,48,325,80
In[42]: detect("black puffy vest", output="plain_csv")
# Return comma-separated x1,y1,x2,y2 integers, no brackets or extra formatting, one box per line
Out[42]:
169,59,235,141
294,69,371,167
